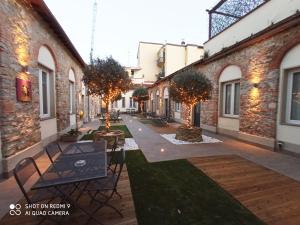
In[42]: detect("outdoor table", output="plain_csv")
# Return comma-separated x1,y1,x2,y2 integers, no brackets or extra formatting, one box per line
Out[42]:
63,141,106,155
93,130,125,149
31,150,107,224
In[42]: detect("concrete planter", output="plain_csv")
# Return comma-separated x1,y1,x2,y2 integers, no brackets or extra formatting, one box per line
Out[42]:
175,126,203,142
60,134,81,142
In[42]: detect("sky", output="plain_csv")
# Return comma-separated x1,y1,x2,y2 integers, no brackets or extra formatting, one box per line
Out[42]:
44,0,219,67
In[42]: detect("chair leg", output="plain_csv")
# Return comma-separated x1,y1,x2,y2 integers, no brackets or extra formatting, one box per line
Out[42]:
104,203,123,218
114,190,122,199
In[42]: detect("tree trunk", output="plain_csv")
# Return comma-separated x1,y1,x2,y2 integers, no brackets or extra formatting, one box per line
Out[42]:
138,101,141,113
141,101,144,113
105,100,110,131
187,104,193,128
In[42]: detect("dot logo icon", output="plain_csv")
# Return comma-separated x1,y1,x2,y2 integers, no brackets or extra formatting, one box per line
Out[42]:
9,204,21,216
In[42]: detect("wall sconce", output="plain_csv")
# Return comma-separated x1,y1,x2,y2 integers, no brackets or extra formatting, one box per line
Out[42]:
253,83,259,88
22,66,30,74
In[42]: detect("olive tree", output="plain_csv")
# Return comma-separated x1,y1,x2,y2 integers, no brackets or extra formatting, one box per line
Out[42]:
170,69,212,127
83,57,132,130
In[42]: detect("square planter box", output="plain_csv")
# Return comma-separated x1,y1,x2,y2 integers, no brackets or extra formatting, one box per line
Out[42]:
60,134,82,142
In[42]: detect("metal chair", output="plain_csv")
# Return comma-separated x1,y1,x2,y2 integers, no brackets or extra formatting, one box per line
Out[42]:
13,157,66,224
85,149,125,220
45,142,63,163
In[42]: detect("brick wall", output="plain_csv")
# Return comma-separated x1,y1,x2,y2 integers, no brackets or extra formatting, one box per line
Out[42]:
0,0,85,157
195,23,300,139
148,18,300,140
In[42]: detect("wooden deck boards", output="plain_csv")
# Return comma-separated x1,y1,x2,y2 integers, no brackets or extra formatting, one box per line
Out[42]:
189,155,300,225
0,166,138,225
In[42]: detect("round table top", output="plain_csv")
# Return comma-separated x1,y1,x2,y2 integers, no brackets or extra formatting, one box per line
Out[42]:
94,130,124,137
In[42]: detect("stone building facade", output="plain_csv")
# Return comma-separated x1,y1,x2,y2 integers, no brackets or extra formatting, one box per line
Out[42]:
0,0,91,176
148,8,300,155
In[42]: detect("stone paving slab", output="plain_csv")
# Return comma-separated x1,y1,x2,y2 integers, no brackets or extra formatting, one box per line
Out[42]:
122,115,300,182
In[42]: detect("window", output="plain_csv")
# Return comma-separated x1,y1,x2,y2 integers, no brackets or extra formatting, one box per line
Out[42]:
122,97,125,108
222,81,240,117
129,97,133,108
69,81,75,114
39,70,51,118
286,71,300,124
133,100,136,108
175,102,181,112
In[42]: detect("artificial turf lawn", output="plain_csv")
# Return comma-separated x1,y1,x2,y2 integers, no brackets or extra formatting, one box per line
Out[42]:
126,150,266,225
81,125,133,140
139,118,168,127
98,125,133,138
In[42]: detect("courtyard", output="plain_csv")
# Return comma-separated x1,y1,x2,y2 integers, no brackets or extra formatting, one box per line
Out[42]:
0,115,300,225
1,0,300,225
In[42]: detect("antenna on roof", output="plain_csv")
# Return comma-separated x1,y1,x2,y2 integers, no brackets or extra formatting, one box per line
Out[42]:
90,0,98,63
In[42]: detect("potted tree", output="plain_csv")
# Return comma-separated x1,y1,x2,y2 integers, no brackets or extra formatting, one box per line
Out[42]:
83,57,132,130
83,57,131,148
170,69,212,142
132,87,149,113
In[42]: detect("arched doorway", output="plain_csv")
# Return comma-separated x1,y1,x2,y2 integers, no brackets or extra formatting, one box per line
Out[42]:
37,46,57,144
156,90,160,115
163,87,169,118
69,69,76,128
150,92,154,113
277,44,300,153
218,65,242,133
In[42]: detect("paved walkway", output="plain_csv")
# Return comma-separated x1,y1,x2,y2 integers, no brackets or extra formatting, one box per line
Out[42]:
122,115,300,182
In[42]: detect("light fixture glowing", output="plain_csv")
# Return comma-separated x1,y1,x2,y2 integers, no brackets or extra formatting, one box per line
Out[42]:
138,128,142,132
22,66,30,74
160,148,165,152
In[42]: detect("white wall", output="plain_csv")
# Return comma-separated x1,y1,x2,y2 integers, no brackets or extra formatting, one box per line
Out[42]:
218,117,239,131
205,0,300,55
186,46,204,65
277,44,300,153
111,90,137,112
40,118,57,140
137,42,163,82
165,45,186,76
38,46,55,71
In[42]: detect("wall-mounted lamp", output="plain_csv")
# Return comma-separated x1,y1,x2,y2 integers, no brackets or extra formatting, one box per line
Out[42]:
253,83,259,88
22,66,30,74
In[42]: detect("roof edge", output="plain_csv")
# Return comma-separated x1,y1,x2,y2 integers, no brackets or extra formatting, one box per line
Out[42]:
30,0,86,67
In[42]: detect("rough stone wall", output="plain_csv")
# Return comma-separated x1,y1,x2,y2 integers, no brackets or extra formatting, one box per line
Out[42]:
148,81,170,116
195,24,300,139
0,0,84,157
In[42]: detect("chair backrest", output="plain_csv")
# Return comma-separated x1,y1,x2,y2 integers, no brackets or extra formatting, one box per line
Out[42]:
107,140,118,167
13,157,41,203
45,142,62,163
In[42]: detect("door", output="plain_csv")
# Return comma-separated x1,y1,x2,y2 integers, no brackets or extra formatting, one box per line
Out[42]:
194,103,201,127
164,99,169,117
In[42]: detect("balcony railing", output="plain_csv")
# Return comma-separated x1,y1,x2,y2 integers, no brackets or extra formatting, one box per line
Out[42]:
208,0,268,39
157,56,164,67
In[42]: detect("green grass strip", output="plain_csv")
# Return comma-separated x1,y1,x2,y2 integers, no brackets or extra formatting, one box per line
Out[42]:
126,150,266,225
